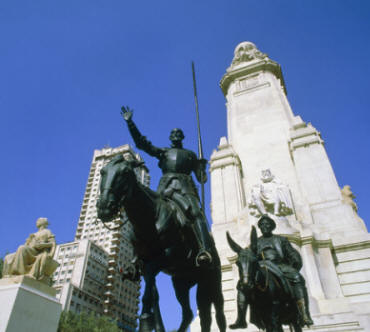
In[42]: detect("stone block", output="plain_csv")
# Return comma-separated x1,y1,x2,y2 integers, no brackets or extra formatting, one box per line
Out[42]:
0,276,62,332
336,258,370,274
342,282,370,297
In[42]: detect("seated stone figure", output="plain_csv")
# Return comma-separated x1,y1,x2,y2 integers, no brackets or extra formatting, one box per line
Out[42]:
249,169,294,217
2,217,58,283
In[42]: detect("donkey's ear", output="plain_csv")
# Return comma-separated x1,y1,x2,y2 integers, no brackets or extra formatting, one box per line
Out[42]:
226,231,242,254
250,226,258,254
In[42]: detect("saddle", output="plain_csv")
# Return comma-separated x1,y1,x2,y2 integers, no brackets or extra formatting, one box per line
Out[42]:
258,260,295,300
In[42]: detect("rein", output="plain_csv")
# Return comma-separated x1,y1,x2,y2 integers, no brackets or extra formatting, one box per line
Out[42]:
95,213,129,231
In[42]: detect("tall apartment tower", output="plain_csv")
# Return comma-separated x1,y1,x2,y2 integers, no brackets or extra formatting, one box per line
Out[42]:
192,42,370,331
53,144,149,331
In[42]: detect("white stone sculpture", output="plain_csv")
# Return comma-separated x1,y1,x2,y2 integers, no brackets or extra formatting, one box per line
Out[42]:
249,169,294,218
229,41,267,68
2,217,58,283
341,185,358,212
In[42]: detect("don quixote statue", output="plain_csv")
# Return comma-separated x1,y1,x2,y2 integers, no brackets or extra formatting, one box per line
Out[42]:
96,105,226,332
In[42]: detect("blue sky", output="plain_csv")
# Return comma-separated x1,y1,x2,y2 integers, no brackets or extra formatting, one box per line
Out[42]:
1,1,369,330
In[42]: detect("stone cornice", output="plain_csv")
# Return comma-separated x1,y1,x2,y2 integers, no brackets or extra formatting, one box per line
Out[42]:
289,122,324,151
209,138,242,172
220,59,286,96
333,240,370,254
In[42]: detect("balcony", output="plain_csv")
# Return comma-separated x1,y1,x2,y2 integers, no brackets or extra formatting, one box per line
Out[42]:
108,259,117,266
109,252,118,259
111,238,120,245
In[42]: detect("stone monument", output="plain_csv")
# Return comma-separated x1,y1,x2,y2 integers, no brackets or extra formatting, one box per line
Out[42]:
0,217,62,332
191,42,370,331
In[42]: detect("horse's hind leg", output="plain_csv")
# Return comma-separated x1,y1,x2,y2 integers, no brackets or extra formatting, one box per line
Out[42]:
172,277,194,332
212,271,226,332
152,285,165,332
197,281,212,332
292,322,302,332
270,301,283,332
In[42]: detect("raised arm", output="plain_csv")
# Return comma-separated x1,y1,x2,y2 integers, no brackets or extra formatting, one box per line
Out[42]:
121,106,163,158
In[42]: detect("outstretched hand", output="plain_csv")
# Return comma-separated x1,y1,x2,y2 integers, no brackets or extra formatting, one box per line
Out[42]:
121,106,133,121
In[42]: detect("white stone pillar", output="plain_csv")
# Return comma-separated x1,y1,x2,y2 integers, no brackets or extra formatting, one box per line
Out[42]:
210,137,245,225
300,236,326,302
314,238,345,299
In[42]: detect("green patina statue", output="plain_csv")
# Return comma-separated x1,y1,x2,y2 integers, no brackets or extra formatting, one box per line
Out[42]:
96,107,226,332
121,106,212,266
227,215,313,332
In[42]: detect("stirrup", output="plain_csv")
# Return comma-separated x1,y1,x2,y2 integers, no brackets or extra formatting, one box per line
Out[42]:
195,250,212,266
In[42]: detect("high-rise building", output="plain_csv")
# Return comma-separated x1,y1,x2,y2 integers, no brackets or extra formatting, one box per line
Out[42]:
191,42,370,331
53,144,149,331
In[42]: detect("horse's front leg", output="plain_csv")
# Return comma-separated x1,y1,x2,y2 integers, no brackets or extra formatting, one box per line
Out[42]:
171,277,194,332
140,263,161,332
229,289,248,329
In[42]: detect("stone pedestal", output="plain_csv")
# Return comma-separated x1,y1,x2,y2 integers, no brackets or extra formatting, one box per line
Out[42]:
0,276,62,332
191,41,370,332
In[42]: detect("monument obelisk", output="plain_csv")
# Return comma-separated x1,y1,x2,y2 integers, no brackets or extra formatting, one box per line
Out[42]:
191,42,370,331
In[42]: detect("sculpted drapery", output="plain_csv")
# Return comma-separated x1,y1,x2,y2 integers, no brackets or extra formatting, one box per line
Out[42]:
2,217,58,282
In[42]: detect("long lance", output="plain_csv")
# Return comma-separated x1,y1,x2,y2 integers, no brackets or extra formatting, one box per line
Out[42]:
191,61,205,214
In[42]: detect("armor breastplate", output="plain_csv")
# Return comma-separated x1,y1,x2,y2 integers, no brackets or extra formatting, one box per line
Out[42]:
159,148,196,174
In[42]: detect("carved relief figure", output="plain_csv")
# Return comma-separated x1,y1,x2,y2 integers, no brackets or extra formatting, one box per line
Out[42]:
249,169,294,218
2,217,58,283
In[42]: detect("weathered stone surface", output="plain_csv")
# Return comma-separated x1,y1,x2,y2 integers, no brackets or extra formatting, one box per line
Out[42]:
191,41,370,332
0,276,61,332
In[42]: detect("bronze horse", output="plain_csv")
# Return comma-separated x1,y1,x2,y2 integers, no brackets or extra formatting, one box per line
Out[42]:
227,227,302,332
96,155,226,332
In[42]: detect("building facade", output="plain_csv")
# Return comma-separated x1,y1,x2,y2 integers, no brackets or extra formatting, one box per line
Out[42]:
191,42,370,331
53,144,149,331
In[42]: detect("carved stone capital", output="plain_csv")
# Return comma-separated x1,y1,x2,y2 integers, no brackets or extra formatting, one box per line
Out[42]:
220,41,287,96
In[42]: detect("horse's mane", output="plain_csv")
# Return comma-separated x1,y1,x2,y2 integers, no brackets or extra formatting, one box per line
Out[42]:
108,154,125,166
137,181,159,200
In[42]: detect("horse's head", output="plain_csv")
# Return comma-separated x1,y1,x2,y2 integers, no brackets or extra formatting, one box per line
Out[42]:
227,228,259,290
96,155,143,222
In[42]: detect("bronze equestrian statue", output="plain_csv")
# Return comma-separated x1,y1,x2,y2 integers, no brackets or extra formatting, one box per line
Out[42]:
96,107,226,332
121,106,212,266
227,215,313,332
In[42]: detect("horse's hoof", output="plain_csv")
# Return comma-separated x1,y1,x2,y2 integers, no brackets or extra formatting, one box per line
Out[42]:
178,311,194,332
304,317,314,327
229,321,247,329
139,313,154,332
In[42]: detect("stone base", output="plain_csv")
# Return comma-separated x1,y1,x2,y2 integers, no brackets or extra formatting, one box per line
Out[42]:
0,276,62,332
191,310,366,332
